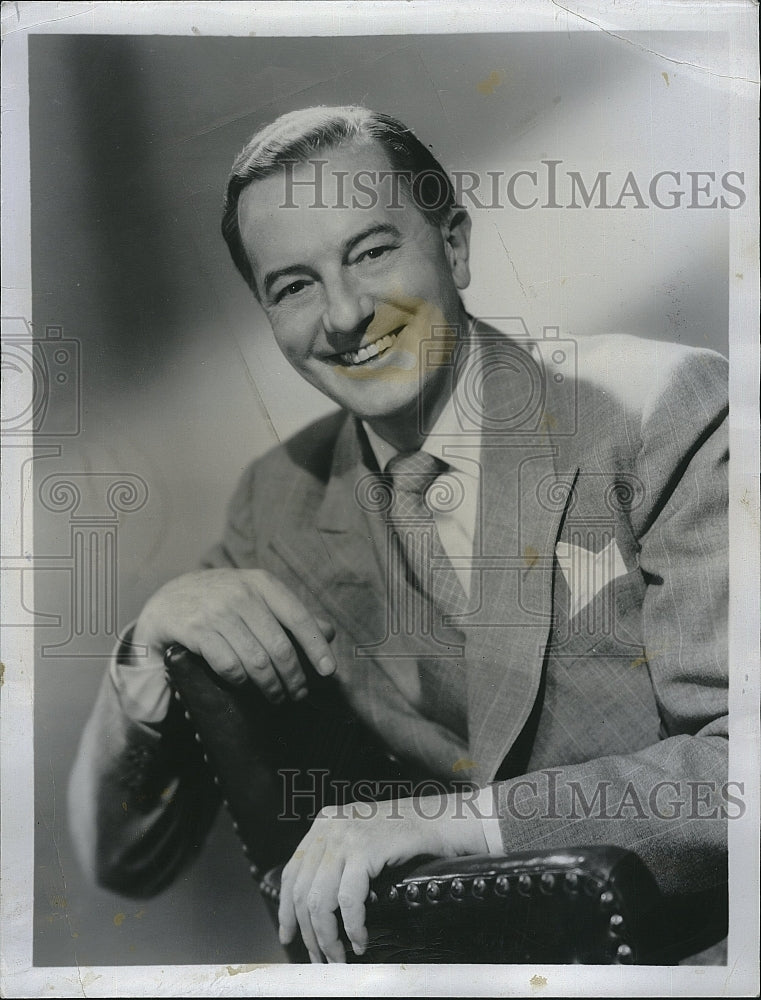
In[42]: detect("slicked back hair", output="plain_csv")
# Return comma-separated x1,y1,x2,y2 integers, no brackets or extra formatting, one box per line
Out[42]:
221,105,457,296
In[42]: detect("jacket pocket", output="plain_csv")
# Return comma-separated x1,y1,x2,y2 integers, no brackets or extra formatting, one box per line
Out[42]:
549,567,646,666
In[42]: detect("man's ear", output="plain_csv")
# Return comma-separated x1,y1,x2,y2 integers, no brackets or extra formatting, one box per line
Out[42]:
441,207,472,290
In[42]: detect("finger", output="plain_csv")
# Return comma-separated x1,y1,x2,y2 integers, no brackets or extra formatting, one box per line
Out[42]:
278,854,302,949
293,870,326,963
196,633,247,686
338,861,370,957
238,605,309,700
256,577,337,677
305,852,347,963
196,614,288,702
226,612,309,702
315,616,336,642
280,840,327,963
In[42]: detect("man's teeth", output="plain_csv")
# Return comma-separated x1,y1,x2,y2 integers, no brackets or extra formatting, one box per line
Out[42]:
341,333,398,366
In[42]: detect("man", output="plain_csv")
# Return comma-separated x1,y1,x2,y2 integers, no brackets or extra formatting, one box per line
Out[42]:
69,106,729,964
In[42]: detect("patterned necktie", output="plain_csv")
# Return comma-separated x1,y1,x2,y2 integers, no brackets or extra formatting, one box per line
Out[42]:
384,450,468,617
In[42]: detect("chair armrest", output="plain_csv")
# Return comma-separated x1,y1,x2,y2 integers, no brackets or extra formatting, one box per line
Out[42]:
259,846,672,964
164,643,727,965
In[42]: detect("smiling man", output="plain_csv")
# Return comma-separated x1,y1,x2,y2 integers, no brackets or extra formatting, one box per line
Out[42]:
230,119,472,450
69,106,730,965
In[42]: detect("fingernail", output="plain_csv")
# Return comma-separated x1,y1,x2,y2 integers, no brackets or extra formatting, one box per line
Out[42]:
352,943,366,957
318,655,336,676
294,687,308,701
278,927,289,944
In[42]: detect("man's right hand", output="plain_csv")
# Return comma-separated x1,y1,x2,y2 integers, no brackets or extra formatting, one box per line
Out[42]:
133,569,337,703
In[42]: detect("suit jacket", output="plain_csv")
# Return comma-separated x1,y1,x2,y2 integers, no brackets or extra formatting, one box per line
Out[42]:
69,327,729,904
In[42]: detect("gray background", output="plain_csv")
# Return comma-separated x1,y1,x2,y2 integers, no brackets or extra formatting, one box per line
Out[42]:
29,32,730,966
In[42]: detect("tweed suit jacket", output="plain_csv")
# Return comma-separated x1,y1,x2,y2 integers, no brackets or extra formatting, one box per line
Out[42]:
69,327,728,904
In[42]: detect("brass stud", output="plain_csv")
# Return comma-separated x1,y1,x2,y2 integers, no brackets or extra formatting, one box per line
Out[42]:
518,874,532,895
609,914,624,931
564,872,579,892
388,886,398,902
473,877,487,898
616,943,633,963
599,890,615,909
540,873,555,893
426,880,441,901
450,878,464,899
406,883,420,903
495,875,510,896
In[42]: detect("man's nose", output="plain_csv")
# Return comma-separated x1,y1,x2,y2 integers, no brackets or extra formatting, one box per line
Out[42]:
321,274,374,342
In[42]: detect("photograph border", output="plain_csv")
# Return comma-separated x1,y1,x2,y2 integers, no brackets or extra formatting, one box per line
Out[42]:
1,2,759,996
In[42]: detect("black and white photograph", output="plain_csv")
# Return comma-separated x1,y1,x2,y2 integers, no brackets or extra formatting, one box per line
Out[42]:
1,2,759,996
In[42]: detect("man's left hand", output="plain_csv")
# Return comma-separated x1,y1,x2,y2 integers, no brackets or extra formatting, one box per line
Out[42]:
277,792,489,963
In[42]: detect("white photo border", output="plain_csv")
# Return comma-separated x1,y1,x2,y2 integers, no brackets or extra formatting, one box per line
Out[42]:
1,2,758,996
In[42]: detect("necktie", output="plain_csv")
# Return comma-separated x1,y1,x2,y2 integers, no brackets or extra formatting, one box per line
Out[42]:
383,450,469,742
384,450,468,617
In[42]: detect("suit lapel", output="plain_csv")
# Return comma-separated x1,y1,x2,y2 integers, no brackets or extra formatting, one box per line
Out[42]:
455,331,579,785
270,415,389,650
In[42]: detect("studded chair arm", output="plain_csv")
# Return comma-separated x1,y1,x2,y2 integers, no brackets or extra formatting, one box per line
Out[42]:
164,644,727,965
259,846,673,964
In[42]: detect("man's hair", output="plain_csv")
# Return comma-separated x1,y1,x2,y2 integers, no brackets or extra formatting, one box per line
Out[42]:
221,105,457,296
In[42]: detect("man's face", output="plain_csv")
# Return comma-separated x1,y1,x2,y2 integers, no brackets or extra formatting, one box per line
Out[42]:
237,140,471,445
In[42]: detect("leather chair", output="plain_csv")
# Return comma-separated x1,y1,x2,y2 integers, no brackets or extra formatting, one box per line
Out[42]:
164,644,728,965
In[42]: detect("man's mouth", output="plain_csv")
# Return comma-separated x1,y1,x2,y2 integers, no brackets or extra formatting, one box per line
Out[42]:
338,329,401,367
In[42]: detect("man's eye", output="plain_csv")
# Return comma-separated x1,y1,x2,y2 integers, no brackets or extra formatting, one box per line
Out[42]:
275,280,309,302
356,245,394,263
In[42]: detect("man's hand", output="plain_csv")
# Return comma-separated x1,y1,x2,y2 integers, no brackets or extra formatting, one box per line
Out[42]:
133,568,336,702
278,792,488,963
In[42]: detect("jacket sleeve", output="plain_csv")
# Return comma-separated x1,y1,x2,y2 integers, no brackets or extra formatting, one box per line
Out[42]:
491,350,730,900
67,461,261,897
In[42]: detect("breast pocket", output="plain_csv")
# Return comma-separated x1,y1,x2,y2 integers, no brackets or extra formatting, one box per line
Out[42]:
550,566,646,665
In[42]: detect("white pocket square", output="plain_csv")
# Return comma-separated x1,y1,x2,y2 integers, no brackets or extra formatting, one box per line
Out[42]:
555,539,629,618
